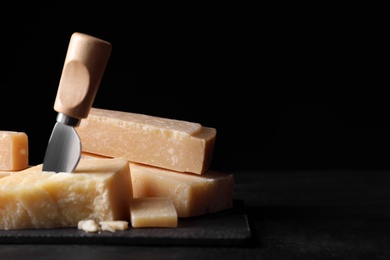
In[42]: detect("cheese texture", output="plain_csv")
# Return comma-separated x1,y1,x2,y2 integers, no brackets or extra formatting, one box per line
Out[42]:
78,220,129,233
0,158,131,230
0,168,30,179
76,107,216,174
0,172,11,179
129,197,178,228
78,220,100,233
99,220,129,232
130,162,234,217
0,131,28,171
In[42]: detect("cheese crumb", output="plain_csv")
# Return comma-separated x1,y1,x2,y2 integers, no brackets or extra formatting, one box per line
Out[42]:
100,223,115,232
78,220,129,233
99,221,129,232
78,220,100,233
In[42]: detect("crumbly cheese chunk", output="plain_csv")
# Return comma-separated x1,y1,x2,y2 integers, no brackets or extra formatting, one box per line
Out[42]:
99,220,129,232
76,107,216,174
78,220,129,233
0,158,132,230
0,131,28,171
78,219,100,233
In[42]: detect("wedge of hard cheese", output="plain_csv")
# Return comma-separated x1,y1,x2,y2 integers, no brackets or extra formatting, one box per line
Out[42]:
76,107,216,174
0,158,131,230
130,162,234,217
0,131,28,171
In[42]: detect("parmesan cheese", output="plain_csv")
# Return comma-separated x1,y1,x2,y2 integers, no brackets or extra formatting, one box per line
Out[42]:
78,219,100,233
99,220,129,232
81,152,235,218
0,131,28,171
129,197,178,228
76,107,216,174
0,158,132,230
130,162,234,218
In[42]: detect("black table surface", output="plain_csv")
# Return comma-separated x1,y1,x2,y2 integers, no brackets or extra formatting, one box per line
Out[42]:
1,169,390,259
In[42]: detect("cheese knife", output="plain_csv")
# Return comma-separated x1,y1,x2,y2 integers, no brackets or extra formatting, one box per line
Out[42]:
42,32,112,173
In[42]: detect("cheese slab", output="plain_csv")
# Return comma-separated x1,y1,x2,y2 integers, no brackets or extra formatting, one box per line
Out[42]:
76,107,216,174
129,197,178,228
130,162,234,218
0,158,131,230
0,131,28,171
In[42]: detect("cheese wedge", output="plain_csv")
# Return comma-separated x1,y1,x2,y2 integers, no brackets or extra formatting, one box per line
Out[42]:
129,197,178,228
130,162,234,217
76,107,216,174
0,131,28,171
0,158,131,230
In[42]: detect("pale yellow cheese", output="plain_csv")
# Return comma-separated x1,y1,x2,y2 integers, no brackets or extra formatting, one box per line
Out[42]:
1,167,33,179
0,172,11,179
77,220,129,233
99,220,129,232
129,197,178,228
0,158,132,230
76,107,216,175
130,162,234,218
0,131,28,171
78,219,100,233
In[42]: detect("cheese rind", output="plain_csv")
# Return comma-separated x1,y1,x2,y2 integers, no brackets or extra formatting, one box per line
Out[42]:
130,162,234,218
0,131,28,171
0,158,131,230
76,107,216,174
129,197,178,228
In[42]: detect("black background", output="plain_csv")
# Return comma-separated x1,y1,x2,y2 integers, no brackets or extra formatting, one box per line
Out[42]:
1,4,387,172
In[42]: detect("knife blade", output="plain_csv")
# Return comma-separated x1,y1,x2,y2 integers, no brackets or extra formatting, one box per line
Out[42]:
42,32,112,173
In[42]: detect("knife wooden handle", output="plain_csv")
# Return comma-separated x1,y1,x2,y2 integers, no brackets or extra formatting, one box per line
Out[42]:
53,32,112,119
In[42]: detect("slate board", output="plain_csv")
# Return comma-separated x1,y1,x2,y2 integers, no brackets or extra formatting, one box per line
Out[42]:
0,200,251,247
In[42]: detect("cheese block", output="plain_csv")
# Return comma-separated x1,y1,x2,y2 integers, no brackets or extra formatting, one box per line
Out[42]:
129,197,178,228
0,131,28,171
76,107,216,174
130,162,234,217
0,158,131,230
81,152,235,218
